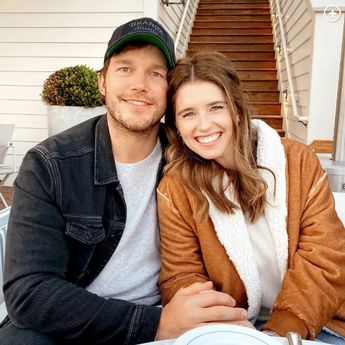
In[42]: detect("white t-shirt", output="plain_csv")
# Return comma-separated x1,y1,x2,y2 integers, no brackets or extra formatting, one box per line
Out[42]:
87,141,162,305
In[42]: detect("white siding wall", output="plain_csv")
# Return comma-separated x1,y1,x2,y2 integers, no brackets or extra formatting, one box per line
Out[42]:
271,0,345,145
159,0,199,59
307,10,344,144
270,0,313,142
159,2,185,56
0,0,145,183
0,0,195,185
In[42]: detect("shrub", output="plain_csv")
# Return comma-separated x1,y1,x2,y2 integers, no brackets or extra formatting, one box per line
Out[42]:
42,65,103,107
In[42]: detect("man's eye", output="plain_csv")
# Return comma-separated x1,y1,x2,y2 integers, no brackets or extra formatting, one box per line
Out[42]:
151,71,165,78
118,67,130,72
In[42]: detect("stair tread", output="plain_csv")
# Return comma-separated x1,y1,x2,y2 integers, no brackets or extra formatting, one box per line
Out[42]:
245,89,279,91
194,20,271,22
189,44,273,46
195,16,271,19
252,115,283,118
198,3,269,6
191,33,273,36
200,0,268,2
200,0,269,2
248,101,281,104
190,38,273,43
189,0,283,133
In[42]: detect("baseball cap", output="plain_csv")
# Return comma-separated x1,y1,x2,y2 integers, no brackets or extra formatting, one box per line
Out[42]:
104,17,176,68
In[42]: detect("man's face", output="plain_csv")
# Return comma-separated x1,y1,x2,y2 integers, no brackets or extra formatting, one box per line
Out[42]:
99,45,168,134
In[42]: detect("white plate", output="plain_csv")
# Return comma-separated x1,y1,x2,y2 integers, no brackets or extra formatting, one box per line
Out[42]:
174,324,282,345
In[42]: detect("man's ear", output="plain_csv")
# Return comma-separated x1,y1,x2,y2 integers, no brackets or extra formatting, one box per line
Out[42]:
98,72,106,97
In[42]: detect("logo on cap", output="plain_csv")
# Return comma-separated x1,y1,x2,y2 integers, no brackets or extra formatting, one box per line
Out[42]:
126,19,166,40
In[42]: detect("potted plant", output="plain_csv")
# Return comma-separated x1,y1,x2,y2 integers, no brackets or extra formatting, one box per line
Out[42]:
42,64,105,136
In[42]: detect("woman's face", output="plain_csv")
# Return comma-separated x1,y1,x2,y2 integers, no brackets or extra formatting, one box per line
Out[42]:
174,80,236,169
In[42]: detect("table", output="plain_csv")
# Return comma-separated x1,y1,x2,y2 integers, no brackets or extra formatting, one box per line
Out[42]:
142,336,323,345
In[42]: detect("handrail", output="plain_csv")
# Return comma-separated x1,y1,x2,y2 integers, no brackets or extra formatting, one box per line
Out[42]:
272,0,308,125
174,0,191,53
174,0,199,56
161,0,186,5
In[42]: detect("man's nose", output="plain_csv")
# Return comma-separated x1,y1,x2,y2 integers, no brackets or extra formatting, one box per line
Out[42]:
130,71,148,91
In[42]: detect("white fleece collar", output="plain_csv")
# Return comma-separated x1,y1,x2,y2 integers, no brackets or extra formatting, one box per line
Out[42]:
206,119,288,321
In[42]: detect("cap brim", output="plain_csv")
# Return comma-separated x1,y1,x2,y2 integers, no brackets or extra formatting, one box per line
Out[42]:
105,32,175,68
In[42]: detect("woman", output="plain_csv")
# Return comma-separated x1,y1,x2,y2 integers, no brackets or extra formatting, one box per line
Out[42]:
157,51,345,343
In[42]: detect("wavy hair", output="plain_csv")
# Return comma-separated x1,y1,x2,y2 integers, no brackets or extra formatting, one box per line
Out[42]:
164,51,273,223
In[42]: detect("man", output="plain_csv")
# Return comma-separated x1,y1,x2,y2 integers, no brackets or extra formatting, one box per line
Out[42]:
0,17,248,345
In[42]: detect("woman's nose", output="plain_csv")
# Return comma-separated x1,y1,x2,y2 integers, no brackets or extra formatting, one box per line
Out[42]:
197,113,212,131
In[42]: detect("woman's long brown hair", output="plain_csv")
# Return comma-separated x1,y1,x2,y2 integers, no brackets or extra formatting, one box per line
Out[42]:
164,51,273,223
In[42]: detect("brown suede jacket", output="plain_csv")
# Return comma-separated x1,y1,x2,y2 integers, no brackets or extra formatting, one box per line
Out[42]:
157,138,345,340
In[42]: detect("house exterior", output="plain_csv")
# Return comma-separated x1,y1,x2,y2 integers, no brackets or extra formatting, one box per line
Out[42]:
0,0,344,190
270,0,345,191
0,0,197,184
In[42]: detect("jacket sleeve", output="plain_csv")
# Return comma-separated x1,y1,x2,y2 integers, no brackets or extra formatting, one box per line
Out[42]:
157,176,209,305
262,143,345,339
4,148,161,345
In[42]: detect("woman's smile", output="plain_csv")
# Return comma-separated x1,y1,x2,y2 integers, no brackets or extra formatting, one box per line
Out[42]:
195,132,222,144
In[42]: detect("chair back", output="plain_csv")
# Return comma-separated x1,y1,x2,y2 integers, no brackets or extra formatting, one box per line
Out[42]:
0,124,15,165
333,192,345,225
0,206,10,303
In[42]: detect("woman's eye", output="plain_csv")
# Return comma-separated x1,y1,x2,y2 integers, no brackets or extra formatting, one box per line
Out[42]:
182,112,194,118
210,105,224,111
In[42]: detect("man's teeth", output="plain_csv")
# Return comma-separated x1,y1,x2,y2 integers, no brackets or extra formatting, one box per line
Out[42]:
126,99,148,105
197,133,220,143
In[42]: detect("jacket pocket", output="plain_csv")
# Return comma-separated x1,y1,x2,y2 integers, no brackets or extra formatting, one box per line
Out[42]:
64,216,106,285
65,216,105,245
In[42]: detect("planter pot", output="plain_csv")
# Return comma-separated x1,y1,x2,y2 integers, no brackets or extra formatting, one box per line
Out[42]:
47,105,106,136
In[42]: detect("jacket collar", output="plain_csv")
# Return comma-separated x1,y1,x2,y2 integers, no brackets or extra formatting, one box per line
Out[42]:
206,120,288,321
93,115,168,186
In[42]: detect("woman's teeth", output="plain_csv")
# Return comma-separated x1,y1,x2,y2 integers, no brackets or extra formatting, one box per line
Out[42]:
196,133,220,143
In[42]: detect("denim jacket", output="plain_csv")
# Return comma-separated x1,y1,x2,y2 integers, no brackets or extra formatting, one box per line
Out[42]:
3,115,167,345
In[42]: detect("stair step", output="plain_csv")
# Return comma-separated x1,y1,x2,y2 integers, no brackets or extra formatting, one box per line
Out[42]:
188,43,274,51
242,80,278,91
238,70,277,80
277,130,285,137
193,20,272,28
192,28,272,35
250,115,283,129
200,0,269,3
190,35,273,43
230,60,276,70
249,102,281,115
187,51,275,60
195,14,271,21
197,9,270,15
198,3,269,9
230,52,275,60
245,91,280,102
